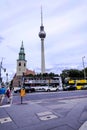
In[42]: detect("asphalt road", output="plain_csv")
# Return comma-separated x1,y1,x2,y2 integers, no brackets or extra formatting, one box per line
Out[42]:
13,90,87,104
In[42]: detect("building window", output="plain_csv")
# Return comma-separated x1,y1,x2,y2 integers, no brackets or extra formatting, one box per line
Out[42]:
24,63,26,67
19,62,21,66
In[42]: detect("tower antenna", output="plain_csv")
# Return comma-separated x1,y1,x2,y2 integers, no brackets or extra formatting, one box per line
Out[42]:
41,5,43,26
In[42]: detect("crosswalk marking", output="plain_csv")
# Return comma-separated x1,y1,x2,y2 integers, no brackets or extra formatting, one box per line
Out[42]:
79,121,87,130
0,117,12,124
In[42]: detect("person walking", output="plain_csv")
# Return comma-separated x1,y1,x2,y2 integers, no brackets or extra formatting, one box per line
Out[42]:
6,87,11,103
0,85,6,105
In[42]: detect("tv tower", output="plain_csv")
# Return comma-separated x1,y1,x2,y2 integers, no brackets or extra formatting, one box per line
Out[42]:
39,7,46,74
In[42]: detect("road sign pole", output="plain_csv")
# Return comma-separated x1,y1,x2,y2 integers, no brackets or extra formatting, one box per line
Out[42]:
21,96,23,104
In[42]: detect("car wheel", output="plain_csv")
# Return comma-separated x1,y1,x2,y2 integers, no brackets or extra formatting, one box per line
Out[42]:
56,89,58,91
47,89,50,92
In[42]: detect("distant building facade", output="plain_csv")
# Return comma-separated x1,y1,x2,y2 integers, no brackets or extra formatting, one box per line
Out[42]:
13,41,35,87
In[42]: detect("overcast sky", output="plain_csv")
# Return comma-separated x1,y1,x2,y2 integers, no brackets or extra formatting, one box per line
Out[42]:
0,0,87,81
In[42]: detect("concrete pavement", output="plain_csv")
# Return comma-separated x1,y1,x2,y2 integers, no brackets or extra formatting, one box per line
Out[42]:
0,95,87,130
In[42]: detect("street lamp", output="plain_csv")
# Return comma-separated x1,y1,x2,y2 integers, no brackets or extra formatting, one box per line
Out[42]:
6,73,8,85
82,56,86,79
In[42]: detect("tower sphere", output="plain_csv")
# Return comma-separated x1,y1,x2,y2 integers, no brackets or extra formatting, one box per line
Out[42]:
39,30,46,39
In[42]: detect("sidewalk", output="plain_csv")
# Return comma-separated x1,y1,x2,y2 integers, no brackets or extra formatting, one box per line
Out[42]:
0,96,87,130
0,91,13,107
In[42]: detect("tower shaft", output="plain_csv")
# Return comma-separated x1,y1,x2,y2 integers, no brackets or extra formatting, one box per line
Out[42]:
41,39,45,74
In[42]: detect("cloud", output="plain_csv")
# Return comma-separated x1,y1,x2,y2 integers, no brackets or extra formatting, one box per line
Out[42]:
46,3,87,36
0,0,87,80
0,36,4,43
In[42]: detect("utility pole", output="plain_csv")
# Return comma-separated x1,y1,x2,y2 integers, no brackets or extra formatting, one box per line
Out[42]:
82,56,86,79
0,58,6,85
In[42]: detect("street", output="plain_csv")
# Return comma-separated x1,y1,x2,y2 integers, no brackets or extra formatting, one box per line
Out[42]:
0,90,87,130
13,90,87,104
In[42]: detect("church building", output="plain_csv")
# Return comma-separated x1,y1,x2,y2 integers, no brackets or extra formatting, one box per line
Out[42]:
12,41,35,87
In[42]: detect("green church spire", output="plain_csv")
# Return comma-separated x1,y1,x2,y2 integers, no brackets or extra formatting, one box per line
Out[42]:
19,41,25,60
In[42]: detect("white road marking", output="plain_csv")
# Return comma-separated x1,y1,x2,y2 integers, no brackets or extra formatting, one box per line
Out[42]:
0,117,12,124
37,111,53,116
79,121,87,130
39,114,58,121
36,111,58,121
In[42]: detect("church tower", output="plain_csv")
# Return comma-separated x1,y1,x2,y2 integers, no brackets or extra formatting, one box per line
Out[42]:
16,41,27,76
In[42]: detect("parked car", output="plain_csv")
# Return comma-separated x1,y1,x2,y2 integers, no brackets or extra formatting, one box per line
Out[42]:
14,87,21,93
43,85,58,92
63,85,76,91
14,86,35,93
82,85,87,90
24,86,35,93
34,86,46,92
34,85,58,92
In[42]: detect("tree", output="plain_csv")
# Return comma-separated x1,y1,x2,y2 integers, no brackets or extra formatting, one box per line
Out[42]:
60,68,85,85
60,69,70,84
68,69,83,79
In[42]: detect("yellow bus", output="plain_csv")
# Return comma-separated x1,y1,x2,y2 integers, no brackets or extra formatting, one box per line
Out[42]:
69,79,87,90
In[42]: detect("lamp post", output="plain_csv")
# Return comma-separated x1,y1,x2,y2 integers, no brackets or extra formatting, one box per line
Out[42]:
6,73,8,85
0,61,2,83
82,56,86,79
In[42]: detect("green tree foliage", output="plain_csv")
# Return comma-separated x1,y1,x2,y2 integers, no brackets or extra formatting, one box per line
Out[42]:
68,69,84,79
60,68,87,84
60,69,70,84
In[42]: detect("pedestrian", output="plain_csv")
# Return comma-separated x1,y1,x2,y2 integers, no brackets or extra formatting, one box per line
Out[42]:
0,85,6,105
6,87,11,103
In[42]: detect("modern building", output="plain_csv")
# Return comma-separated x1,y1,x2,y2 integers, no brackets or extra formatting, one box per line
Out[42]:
39,7,46,74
